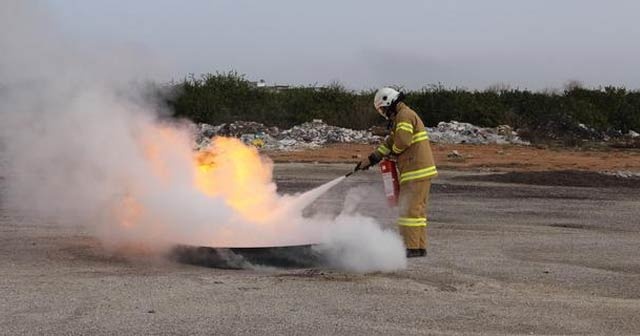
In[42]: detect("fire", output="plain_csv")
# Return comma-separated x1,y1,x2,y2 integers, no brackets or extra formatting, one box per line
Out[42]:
117,194,143,229
115,125,279,236
194,137,278,221
112,123,303,247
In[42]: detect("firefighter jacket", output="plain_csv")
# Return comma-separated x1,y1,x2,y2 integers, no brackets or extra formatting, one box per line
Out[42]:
375,102,437,184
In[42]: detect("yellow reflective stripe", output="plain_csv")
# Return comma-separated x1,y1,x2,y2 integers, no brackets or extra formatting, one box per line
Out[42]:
400,166,437,180
411,135,429,144
399,166,438,184
411,131,429,144
396,122,413,133
398,217,426,223
396,122,413,129
392,144,404,154
397,217,427,227
400,166,438,183
377,144,391,155
400,222,427,227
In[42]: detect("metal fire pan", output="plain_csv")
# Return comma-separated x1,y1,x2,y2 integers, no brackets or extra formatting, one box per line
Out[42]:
169,244,322,269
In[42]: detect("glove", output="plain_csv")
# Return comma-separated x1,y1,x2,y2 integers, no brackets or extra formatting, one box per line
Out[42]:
354,158,369,171
355,152,382,171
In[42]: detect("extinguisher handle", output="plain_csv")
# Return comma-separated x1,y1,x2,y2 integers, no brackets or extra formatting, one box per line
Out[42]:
368,152,382,167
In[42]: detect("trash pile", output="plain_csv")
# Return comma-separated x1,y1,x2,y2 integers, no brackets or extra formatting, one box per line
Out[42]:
279,121,379,146
195,119,530,151
602,170,640,178
427,121,529,145
196,120,380,151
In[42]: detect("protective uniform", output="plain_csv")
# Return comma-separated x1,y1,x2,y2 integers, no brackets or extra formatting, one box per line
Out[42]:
376,102,437,253
359,88,437,257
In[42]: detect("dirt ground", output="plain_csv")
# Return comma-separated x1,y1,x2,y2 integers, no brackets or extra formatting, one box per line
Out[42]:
266,143,640,173
2,158,640,335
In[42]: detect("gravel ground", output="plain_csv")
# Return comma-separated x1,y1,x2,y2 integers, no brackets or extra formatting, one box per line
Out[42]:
1,164,640,335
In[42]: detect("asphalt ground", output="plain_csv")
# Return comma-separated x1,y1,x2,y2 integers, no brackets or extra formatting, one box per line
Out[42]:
1,163,639,335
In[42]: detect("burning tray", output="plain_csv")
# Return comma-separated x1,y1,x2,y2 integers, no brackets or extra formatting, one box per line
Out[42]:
169,244,322,269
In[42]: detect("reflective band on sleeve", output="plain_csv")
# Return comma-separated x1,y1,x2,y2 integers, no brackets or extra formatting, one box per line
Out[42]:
392,144,404,154
397,217,427,227
377,144,391,155
396,122,413,134
399,165,438,184
411,131,430,144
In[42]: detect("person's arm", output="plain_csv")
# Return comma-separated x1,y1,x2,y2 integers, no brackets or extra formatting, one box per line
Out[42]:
355,113,414,170
374,135,393,157
355,132,395,171
390,115,414,155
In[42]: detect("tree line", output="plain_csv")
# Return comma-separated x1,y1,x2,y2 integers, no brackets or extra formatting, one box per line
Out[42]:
165,72,640,142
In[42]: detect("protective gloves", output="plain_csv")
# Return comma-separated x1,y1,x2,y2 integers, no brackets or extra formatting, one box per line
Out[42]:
355,152,382,171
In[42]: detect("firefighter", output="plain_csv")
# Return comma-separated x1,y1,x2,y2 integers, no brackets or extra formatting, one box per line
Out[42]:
356,87,437,258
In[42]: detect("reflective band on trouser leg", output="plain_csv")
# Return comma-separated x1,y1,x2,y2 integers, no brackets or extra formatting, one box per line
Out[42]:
397,217,427,227
377,144,391,155
399,165,438,184
411,131,429,144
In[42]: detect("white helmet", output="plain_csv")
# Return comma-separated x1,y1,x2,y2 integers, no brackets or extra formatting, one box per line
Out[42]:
373,87,401,118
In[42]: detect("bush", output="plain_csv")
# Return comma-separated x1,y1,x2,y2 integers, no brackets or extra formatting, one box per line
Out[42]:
165,72,640,142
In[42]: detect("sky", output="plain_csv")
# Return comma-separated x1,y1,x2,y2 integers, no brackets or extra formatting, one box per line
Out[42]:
43,0,640,90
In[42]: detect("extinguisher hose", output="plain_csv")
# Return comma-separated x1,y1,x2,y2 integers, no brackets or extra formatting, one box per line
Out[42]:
345,162,361,177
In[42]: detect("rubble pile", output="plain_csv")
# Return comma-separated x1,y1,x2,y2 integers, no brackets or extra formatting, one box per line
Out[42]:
195,119,530,151
426,121,529,145
602,170,640,178
279,120,379,147
196,120,380,151
198,122,278,139
196,122,278,150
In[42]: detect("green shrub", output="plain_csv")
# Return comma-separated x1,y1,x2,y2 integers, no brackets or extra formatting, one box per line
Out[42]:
165,72,640,141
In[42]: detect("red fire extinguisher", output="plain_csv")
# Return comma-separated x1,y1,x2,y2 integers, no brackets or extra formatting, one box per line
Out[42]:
379,159,400,207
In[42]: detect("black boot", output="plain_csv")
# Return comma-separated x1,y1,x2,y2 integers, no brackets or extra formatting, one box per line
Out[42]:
406,249,427,258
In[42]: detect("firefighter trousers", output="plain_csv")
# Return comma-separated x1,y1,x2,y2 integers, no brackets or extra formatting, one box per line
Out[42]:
397,178,431,249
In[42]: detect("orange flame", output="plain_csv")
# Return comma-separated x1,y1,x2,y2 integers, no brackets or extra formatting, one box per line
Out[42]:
115,126,284,233
111,121,306,247
194,137,277,221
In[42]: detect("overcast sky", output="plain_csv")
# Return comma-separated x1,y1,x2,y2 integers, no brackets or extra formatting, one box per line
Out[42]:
45,0,640,90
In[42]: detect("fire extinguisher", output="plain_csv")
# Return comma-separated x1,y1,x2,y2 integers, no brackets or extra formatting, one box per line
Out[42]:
379,159,400,207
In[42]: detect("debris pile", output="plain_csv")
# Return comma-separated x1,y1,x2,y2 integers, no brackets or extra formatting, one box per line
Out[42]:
279,120,378,146
196,120,380,151
447,150,463,159
212,121,280,138
602,170,640,178
427,121,529,145
195,119,530,151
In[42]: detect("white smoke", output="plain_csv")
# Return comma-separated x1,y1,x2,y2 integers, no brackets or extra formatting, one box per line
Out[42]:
0,1,406,272
315,216,407,273
311,185,407,272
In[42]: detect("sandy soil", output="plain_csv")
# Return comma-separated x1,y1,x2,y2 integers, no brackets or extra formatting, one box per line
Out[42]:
266,143,640,173
1,163,639,335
